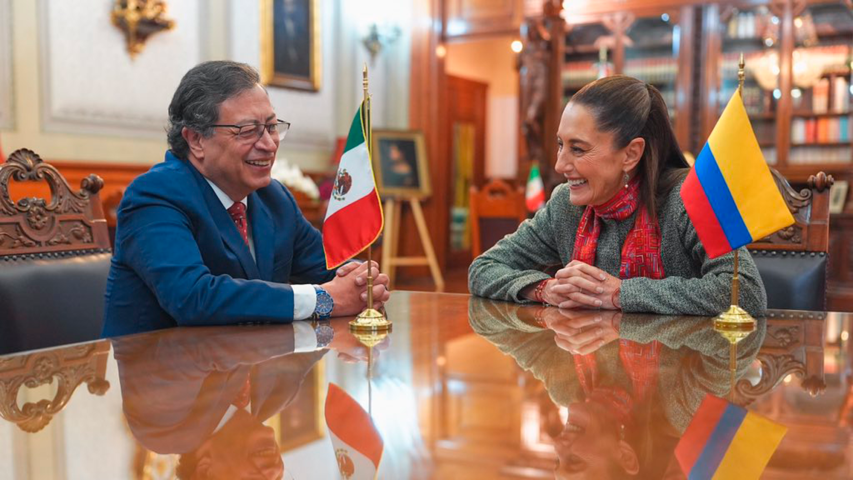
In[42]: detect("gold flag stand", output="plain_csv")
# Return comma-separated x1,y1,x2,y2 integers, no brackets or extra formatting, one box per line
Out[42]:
351,328,391,417
350,64,393,334
713,53,756,402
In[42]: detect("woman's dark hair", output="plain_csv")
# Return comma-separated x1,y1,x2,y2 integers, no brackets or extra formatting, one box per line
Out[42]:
166,61,261,160
571,75,689,218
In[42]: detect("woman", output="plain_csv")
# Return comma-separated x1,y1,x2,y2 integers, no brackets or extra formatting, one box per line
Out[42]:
468,75,766,317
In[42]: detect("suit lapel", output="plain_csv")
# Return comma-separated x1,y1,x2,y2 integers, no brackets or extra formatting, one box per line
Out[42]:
248,193,274,281
188,163,261,279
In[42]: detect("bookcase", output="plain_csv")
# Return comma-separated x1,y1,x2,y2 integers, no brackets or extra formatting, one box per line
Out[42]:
702,0,852,179
530,0,853,309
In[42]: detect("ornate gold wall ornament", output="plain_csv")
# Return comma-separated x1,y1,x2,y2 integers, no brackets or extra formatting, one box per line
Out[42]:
110,0,175,59
0,342,111,433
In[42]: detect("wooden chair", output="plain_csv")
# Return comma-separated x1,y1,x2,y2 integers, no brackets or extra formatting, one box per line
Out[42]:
0,148,112,354
747,169,833,311
469,179,527,257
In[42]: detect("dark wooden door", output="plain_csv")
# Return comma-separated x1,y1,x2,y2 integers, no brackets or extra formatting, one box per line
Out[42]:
444,75,488,270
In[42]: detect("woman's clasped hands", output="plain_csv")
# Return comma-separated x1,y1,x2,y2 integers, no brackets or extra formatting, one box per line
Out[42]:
540,308,622,355
540,260,622,310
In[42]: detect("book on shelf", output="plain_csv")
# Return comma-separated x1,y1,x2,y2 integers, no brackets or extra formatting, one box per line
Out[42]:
832,76,849,113
792,117,851,144
813,78,830,114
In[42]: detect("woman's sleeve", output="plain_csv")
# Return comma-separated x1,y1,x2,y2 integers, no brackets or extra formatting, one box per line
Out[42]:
619,193,768,317
468,187,567,302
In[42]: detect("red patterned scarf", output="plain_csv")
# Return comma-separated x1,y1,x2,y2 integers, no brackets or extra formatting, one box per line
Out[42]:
572,176,663,280
571,176,664,415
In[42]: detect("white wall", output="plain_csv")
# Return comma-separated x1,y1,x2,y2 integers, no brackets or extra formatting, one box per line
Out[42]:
0,0,13,130
0,0,411,173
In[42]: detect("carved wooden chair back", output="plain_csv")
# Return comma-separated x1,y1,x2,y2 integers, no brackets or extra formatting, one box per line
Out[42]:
0,149,112,354
470,179,528,257
747,169,833,311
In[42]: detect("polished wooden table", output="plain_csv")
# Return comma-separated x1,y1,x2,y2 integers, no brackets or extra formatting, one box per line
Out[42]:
0,292,850,479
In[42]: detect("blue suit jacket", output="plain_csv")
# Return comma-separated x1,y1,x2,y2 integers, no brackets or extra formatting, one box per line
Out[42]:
103,151,335,337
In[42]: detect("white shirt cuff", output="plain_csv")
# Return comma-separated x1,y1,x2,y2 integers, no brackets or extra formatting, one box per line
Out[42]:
292,284,317,321
292,321,319,352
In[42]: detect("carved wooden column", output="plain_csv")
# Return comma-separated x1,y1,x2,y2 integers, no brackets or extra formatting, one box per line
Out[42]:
541,0,565,198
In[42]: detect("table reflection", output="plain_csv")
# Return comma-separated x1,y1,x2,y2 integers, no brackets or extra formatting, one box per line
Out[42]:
0,292,850,479
467,300,766,479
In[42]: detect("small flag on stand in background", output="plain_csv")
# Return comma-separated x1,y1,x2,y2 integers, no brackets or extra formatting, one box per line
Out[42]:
525,163,545,212
322,101,384,269
675,394,786,480
680,90,794,258
325,383,384,480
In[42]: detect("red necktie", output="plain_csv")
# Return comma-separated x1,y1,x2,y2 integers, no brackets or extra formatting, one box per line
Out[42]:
227,202,249,246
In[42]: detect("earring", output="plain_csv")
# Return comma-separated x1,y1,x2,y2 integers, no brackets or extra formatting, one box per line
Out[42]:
622,172,630,189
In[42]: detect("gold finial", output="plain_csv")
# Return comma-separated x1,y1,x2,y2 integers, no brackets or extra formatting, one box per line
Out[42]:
363,63,369,101
738,53,745,96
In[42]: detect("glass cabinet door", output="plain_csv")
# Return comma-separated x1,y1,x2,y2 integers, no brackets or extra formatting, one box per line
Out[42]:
787,1,852,166
718,5,781,164
624,14,679,123
562,22,613,105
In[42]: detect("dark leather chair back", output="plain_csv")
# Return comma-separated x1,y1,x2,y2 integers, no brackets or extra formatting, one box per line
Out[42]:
748,170,832,311
0,149,112,354
470,179,527,257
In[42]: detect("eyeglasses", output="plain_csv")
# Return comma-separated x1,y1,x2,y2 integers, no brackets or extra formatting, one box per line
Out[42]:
208,119,291,143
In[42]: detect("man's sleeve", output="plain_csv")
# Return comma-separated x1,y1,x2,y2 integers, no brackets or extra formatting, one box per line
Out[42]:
118,194,300,326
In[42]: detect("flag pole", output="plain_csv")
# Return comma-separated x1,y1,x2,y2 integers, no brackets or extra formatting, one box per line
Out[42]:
351,63,391,334
714,52,755,403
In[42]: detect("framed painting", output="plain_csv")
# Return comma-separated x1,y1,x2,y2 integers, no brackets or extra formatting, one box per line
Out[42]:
372,129,432,199
268,360,325,452
260,0,321,91
830,180,849,215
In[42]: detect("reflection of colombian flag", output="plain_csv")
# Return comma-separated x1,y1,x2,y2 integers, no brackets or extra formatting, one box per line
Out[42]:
680,90,794,259
675,394,786,480
325,383,383,480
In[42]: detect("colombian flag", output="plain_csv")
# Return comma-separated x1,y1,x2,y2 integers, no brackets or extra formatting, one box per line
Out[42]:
675,394,786,480
680,90,794,258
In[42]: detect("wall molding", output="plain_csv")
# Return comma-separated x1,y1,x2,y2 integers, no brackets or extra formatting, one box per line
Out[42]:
0,0,13,130
36,0,205,139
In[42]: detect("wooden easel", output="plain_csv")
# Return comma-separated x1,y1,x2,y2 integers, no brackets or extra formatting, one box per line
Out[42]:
381,198,445,292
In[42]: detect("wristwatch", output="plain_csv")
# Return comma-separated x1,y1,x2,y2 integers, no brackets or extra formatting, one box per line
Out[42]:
313,286,334,320
312,320,334,348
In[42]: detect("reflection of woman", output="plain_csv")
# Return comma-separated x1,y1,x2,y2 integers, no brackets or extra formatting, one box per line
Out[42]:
381,141,419,188
467,298,765,479
469,75,766,317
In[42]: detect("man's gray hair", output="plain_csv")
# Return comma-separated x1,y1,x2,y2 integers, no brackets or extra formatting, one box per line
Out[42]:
166,61,261,160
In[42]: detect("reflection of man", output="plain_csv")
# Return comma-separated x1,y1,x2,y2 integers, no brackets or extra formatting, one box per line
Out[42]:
114,319,374,479
103,61,390,336
380,141,419,188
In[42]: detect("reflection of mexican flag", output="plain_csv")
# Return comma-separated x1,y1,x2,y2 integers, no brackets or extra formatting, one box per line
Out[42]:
325,383,384,480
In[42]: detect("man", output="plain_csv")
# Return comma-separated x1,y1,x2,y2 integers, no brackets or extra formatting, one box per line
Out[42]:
103,61,390,336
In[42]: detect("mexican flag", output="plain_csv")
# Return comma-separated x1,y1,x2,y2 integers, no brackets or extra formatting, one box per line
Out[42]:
525,163,545,212
325,383,384,480
323,101,384,269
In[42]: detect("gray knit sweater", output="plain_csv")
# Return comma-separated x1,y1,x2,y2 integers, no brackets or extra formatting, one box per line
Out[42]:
468,179,767,317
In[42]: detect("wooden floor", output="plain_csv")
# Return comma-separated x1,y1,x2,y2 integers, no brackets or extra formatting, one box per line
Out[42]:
394,267,470,294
